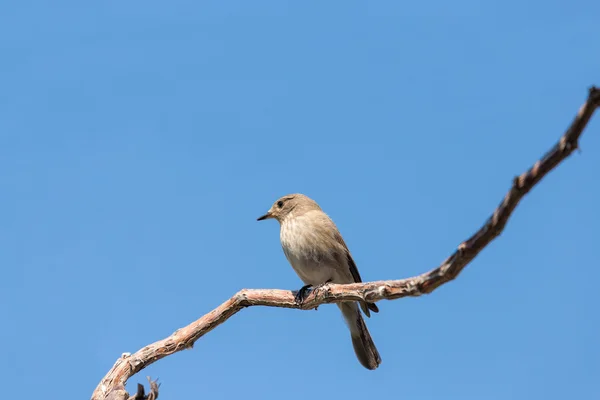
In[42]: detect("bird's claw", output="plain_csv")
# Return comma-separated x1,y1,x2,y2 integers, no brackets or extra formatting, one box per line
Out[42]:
294,280,332,306
294,284,313,305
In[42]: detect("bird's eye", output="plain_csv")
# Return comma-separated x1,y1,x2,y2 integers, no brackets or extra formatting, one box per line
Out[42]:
277,201,284,208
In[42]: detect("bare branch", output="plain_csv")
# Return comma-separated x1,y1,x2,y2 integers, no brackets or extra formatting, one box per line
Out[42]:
92,86,600,400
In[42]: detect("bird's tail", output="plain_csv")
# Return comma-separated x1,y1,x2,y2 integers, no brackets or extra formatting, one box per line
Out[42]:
338,302,382,370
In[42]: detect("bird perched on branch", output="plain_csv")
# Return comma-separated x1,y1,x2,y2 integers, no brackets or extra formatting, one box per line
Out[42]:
257,193,381,370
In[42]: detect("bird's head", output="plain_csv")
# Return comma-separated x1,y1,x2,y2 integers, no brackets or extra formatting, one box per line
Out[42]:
257,193,321,223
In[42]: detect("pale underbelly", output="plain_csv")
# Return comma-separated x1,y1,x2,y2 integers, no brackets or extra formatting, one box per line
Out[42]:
280,215,353,286
283,248,348,286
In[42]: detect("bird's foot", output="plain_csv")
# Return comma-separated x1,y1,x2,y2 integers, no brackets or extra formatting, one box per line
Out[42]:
294,280,333,306
295,279,332,304
294,284,313,305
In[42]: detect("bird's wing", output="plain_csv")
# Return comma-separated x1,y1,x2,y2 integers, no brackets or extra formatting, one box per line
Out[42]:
333,230,379,315
333,230,363,284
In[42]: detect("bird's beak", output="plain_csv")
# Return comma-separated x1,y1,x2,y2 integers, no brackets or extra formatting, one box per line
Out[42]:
257,211,273,221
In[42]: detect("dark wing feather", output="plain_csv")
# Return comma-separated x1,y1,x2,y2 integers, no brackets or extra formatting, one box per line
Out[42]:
334,231,380,316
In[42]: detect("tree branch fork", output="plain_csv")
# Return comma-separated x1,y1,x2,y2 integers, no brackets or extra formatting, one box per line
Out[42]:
92,86,600,400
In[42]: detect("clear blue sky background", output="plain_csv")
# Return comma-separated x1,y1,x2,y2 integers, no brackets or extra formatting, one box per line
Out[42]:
1,1,599,399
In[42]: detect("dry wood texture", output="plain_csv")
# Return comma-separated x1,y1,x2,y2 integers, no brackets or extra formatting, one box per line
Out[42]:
92,87,600,400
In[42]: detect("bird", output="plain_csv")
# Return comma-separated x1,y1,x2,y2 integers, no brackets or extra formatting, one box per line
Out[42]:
257,193,381,370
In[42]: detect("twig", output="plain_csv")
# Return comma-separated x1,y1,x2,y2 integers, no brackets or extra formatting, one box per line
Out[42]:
92,86,600,400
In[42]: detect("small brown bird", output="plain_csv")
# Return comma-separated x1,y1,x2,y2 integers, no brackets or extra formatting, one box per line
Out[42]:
257,193,381,370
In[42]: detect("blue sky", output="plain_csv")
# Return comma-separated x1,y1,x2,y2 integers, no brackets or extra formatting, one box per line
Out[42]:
1,1,599,399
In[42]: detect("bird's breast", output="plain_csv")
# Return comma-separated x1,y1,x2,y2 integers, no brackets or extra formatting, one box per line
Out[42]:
279,215,339,285
280,216,321,260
